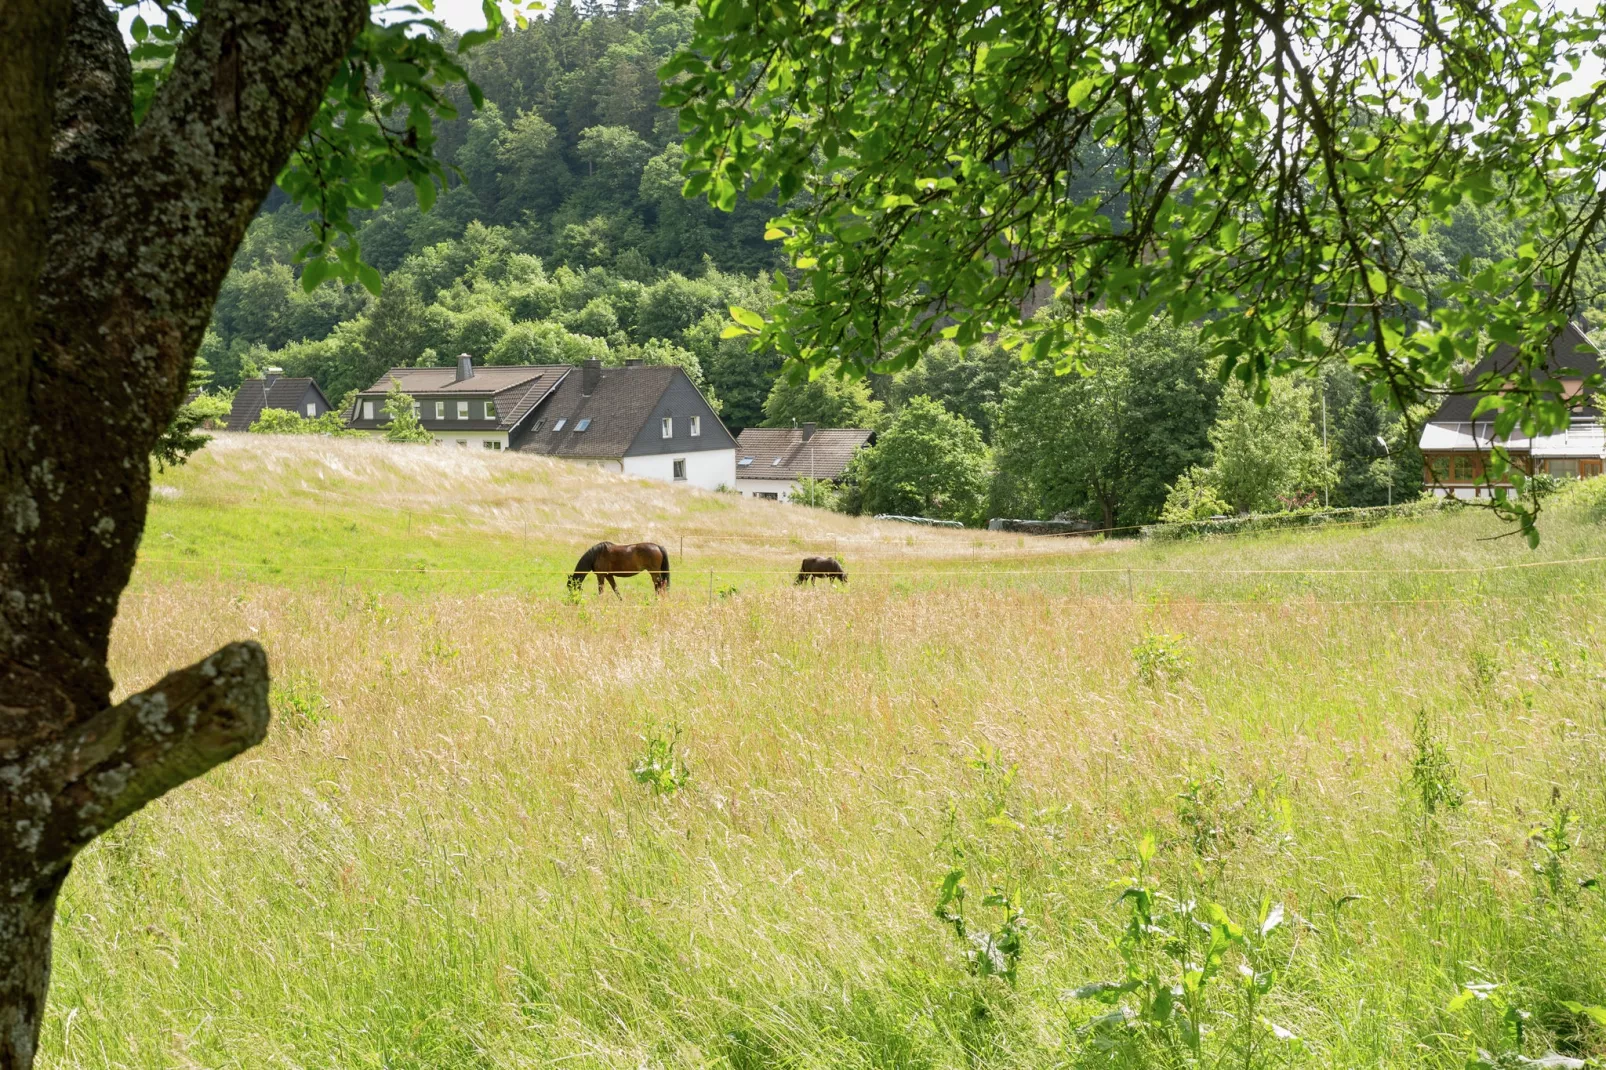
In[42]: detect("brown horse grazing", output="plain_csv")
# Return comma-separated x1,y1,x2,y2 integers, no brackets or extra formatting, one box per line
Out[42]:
568,541,671,596
796,556,847,584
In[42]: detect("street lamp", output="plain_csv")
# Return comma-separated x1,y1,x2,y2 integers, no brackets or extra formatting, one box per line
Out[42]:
1376,435,1392,506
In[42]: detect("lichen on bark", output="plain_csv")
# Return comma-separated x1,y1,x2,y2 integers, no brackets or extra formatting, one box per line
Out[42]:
0,1,370,1066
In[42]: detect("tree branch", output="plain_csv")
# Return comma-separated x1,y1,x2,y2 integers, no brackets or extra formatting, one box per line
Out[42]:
3,640,271,896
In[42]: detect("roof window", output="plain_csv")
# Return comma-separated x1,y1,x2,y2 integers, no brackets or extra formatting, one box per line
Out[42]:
738,457,753,467
771,457,783,465
552,418,566,432
575,418,591,432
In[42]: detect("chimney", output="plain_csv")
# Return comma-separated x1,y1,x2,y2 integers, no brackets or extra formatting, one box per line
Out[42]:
264,366,283,387
455,354,474,382
801,422,817,441
582,358,602,395
624,357,643,367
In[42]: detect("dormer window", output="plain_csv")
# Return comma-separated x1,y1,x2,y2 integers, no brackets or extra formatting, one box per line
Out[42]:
484,400,497,420
412,402,421,417
362,401,375,421
552,419,566,432
434,401,444,420
661,417,673,438
456,401,469,420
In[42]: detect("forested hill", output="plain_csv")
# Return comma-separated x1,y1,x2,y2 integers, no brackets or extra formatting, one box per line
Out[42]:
196,0,1586,528
201,0,788,430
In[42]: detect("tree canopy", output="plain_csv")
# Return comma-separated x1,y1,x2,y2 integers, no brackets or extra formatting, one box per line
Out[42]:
667,0,1606,537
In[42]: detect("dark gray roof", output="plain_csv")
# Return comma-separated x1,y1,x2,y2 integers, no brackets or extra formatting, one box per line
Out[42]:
347,365,570,433
1431,321,1602,422
734,427,875,482
225,377,328,432
517,365,682,458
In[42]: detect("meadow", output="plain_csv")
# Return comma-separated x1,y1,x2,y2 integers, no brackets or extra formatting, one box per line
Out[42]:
36,435,1606,1068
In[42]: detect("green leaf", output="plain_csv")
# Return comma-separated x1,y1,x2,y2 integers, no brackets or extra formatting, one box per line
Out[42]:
356,262,383,297
730,305,766,330
300,259,332,293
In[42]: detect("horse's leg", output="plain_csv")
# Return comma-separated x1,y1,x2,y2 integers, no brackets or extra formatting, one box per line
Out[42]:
596,573,605,595
607,574,621,598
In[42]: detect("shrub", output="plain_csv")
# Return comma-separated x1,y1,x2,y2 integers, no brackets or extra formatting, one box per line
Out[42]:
248,408,358,436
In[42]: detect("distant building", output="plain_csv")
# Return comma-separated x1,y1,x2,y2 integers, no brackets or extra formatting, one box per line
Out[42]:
225,367,332,431
348,355,738,491
1419,321,1604,498
734,423,875,501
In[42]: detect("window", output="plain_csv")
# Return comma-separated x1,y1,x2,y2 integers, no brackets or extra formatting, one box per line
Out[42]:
412,402,421,417
434,401,444,420
457,401,469,420
690,415,701,437
1584,460,1603,479
1450,456,1476,481
575,418,591,432
362,400,375,421
756,492,779,500
738,456,753,467
456,440,467,447
1546,458,1581,479
552,418,566,432
484,400,497,420
661,416,673,438
672,458,687,480
305,402,316,417
1429,457,1450,482
771,456,783,466
482,440,502,450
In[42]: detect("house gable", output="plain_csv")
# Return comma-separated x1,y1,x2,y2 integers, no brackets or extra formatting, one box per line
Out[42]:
623,370,737,458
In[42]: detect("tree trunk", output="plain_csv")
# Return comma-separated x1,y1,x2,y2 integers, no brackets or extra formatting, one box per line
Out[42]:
0,1,369,1065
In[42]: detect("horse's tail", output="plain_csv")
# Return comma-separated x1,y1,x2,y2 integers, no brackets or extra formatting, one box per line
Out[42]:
570,542,608,586
654,543,670,589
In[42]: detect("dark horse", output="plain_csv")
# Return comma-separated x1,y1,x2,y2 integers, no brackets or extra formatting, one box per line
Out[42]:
568,541,671,596
796,556,847,584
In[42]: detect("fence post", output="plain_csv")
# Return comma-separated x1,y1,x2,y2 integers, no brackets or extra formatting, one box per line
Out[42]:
1126,568,1133,603
708,567,714,603
679,534,684,563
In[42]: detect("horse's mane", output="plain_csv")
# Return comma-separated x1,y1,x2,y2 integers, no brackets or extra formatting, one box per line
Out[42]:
573,541,611,575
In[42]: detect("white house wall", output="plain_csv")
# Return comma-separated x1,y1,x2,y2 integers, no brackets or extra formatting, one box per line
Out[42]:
620,449,736,491
736,477,800,500
431,431,509,450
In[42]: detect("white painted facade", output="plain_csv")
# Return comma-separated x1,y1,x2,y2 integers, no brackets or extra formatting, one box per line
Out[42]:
555,449,737,490
736,477,801,501
621,449,737,490
431,430,509,450
362,429,510,450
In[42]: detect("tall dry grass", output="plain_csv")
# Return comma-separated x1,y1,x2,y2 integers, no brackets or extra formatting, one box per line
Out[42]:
32,438,1606,1068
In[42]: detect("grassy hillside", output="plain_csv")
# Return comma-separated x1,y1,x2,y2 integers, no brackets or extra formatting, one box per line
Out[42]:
38,437,1606,1068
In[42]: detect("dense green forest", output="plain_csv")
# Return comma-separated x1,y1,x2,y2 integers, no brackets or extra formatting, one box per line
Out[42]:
202,0,1576,526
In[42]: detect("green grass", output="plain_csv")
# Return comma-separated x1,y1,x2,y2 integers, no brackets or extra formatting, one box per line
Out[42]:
36,436,1606,1068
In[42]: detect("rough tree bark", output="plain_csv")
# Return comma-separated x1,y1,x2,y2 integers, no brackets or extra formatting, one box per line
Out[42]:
0,1,368,1066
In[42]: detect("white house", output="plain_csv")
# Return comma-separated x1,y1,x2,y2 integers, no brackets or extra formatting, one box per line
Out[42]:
734,424,876,500
349,356,737,491
1418,321,1605,497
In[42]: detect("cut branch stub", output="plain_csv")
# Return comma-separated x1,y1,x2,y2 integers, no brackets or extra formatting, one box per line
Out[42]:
3,640,272,898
